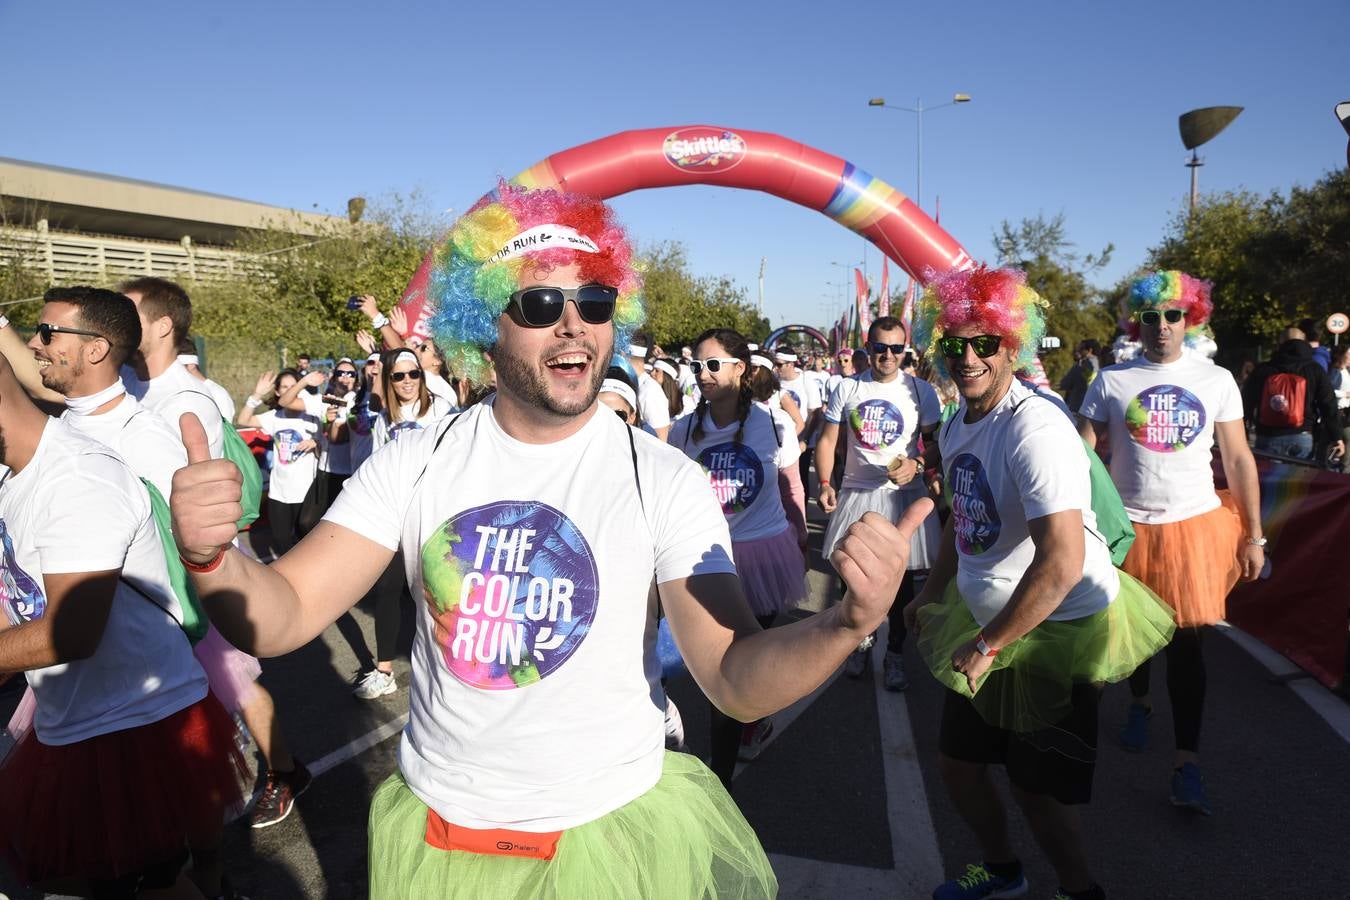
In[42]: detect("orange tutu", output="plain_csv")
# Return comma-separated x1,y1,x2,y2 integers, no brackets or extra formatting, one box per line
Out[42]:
1121,491,1243,627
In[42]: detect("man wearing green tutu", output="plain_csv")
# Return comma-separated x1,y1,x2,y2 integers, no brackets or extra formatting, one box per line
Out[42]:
904,265,1175,900
167,182,933,899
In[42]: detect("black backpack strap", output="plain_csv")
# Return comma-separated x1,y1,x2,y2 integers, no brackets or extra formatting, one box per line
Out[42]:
411,412,463,491
626,423,644,513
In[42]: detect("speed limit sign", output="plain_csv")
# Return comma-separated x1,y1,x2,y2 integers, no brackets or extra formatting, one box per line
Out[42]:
1327,312,1349,335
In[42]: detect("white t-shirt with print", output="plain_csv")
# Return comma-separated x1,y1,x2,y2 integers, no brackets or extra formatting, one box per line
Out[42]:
1079,356,1243,525
636,372,671,430
324,400,735,831
825,370,941,492
61,393,186,500
301,389,356,475
372,396,455,450
669,403,794,543
254,410,322,504
778,372,821,415
123,362,224,459
0,419,206,745
941,381,1119,627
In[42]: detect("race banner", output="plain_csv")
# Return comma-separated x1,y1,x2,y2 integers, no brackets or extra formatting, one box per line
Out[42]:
878,258,891,318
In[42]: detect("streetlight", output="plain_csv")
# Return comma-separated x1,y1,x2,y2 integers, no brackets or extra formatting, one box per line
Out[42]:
868,92,972,213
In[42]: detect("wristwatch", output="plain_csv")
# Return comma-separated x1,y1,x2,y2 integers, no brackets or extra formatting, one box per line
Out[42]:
1247,536,1268,547
975,632,999,658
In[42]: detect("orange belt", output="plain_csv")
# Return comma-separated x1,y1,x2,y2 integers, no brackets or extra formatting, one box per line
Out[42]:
425,809,563,860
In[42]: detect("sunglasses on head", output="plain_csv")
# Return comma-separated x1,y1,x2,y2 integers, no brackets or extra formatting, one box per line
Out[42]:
507,284,618,328
389,370,423,383
869,341,906,357
689,357,741,375
37,323,103,345
937,335,1003,359
1137,309,1185,326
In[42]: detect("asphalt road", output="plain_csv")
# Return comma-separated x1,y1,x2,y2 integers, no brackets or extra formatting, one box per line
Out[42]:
3,502,1348,899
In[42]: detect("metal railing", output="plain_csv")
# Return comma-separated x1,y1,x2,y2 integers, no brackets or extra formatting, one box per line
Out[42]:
0,221,263,284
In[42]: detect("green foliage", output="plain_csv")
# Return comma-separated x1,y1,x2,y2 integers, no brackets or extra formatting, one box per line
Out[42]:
638,242,769,345
993,213,1116,383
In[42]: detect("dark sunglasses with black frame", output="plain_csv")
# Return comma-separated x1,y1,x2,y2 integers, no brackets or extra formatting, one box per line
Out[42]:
869,341,906,357
507,285,618,328
1137,309,1185,327
37,323,104,345
937,334,1004,359
389,370,423,383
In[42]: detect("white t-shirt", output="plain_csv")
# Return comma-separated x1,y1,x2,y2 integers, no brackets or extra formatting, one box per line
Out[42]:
324,400,735,831
254,409,322,504
941,381,1119,626
1078,356,1244,525
825,370,940,492
373,396,454,449
669,403,795,542
0,419,206,745
123,362,224,459
203,377,236,423
425,372,458,407
301,389,356,475
779,371,821,415
636,372,671,431
60,393,186,500
677,366,699,416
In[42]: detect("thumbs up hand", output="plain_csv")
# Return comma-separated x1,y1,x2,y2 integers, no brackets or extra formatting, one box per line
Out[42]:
171,413,242,566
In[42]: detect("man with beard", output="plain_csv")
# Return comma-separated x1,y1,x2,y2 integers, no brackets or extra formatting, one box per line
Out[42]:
170,183,930,899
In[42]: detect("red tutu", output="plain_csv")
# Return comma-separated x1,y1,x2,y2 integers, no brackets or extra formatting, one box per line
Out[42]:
0,694,249,886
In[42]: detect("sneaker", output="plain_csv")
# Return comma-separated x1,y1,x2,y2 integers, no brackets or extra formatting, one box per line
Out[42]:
932,862,1028,899
1170,761,1212,815
250,759,312,829
844,634,875,679
353,668,397,699
883,651,909,691
737,719,775,762
1118,703,1150,752
664,696,686,752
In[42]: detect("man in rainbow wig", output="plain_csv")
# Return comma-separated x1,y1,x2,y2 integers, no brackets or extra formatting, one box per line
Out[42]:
167,181,934,898
904,265,1175,900
1078,271,1264,816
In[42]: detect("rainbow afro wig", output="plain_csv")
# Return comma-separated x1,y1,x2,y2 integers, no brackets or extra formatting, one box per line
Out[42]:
912,264,1048,378
1118,270,1213,340
425,181,644,383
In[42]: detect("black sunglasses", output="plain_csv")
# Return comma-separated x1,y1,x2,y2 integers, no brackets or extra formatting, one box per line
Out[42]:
869,342,906,356
37,323,104,345
507,285,618,327
1138,309,1185,327
389,370,423,383
937,335,1003,359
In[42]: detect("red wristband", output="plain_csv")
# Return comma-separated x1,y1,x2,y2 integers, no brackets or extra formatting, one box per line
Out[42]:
181,547,227,574
975,632,999,657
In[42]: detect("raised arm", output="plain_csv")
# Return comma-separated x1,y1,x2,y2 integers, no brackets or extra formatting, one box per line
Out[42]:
0,320,64,405
235,370,276,427
276,370,325,413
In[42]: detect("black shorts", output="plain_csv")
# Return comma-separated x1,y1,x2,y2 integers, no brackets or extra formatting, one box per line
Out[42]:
938,681,1101,806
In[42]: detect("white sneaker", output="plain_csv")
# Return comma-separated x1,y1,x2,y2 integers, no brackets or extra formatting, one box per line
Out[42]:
883,651,909,692
353,669,397,699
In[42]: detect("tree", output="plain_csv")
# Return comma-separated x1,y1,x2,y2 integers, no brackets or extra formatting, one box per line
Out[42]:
992,213,1116,384
639,242,769,346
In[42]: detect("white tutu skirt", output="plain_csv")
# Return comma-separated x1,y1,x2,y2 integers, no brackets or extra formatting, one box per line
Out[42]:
193,625,261,713
821,484,940,571
734,526,809,617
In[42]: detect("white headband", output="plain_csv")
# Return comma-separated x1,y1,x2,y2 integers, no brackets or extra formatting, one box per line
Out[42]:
600,378,638,411
365,352,381,363
653,360,678,379
391,349,419,368
751,354,774,370
628,343,649,357
489,224,599,265
177,354,199,365
775,351,797,363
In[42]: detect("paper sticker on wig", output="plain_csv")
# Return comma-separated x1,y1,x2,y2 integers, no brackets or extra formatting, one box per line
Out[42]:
425,181,645,383
912,265,1048,378
1118,270,1213,341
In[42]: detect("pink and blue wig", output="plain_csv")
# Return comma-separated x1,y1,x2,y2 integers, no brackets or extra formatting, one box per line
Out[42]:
1118,270,1213,341
913,265,1048,378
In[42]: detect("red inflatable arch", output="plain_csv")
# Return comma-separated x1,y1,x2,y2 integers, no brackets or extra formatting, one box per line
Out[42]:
397,125,974,338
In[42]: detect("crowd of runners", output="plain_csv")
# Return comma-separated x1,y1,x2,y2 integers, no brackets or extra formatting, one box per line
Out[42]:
0,183,1269,900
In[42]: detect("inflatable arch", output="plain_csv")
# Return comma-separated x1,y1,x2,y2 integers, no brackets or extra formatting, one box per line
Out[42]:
397,125,974,338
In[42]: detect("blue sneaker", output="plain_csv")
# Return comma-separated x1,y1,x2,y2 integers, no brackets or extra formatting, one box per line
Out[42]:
933,862,1028,899
1118,703,1150,752
1170,762,1212,815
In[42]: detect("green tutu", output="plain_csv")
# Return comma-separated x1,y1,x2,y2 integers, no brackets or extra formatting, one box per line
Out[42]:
368,751,777,899
916,571,1175,740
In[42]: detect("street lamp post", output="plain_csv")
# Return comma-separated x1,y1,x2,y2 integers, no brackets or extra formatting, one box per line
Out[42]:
868,93,971,213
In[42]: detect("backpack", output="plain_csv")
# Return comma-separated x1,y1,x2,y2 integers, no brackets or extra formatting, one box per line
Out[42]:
132,478,209,643
1257,372,1307,429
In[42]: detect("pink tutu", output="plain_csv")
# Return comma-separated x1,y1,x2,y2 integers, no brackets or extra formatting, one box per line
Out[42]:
3,684,37,751
733,525,809,617
193,625,261,713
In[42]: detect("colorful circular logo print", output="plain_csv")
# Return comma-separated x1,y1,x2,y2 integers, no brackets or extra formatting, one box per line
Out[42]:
663,127,747,173
274,428,307,465
849,399,905,451
1125,384,1207,453
949,453,1000,555
388,420,424,442
0,522,44,624
420,501,599,690
697,441,764,514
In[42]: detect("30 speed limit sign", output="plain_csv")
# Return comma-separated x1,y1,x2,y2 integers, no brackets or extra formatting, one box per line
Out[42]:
1327,312,1349,335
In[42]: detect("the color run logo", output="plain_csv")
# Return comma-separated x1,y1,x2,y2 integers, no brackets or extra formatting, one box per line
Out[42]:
663,127,747,172
697,441,764,514
274,428,307,465
949,453,1000,555
849,399,905,451
1125,384,1206,452
0,522,44,624
421,501,598,690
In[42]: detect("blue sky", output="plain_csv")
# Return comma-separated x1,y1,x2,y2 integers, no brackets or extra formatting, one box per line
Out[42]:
2,0,1344,329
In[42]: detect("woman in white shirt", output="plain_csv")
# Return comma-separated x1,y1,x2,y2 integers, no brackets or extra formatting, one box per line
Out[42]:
237,368,321,555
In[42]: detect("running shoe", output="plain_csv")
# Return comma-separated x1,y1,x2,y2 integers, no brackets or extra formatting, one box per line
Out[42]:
932,863,1028,899
1118,703,1150,752
353,669,397,700
251,759,312,829
737,719,775,762
844,634,875,679
883,651,909,691
1170,762,1212,815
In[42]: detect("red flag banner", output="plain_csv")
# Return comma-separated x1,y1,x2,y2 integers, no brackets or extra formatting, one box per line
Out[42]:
854,268,871,336
901,279,917,342
878,259,891,318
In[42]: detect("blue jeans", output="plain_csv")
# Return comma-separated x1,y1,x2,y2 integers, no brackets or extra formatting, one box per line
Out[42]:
1256,431,1314,461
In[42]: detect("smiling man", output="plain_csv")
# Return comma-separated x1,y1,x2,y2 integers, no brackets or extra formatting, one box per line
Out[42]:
169,183,930,899
905,266,1174,900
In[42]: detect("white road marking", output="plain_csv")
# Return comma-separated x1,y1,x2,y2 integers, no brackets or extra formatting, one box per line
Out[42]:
1218,622,1350,744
